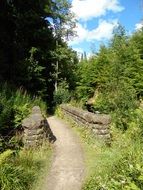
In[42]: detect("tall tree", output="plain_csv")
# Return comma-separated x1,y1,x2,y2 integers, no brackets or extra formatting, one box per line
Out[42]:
0,0,76,109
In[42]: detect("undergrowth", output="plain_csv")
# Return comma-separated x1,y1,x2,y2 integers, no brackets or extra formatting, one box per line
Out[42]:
0,143,52,190
0,83,52,190
82,128,143,190
0,83,46,152
56,106,143,190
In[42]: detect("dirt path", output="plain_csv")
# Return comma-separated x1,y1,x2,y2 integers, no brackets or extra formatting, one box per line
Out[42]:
43,116,85,190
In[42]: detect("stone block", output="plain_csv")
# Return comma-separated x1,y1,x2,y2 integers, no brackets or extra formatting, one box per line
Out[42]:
22,106,56,148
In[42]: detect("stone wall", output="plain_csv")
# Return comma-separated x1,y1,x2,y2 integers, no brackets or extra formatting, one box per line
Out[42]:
22,106,56,148
60,104,111,141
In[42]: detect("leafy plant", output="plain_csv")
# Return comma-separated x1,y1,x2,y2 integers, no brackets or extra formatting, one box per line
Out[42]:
0,83,46,151
0,144,52,190
53,80,71,105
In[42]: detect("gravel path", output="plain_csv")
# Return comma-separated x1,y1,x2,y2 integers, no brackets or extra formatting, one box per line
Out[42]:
43,116,85,190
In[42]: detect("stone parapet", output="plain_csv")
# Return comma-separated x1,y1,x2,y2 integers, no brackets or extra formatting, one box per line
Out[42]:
22,106,56,148
60,104,111,141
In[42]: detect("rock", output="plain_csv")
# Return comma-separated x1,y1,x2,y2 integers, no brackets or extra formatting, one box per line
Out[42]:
22,106,56,148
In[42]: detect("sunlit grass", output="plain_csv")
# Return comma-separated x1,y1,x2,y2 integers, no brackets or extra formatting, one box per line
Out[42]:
56,107,143,190
0,143,52,190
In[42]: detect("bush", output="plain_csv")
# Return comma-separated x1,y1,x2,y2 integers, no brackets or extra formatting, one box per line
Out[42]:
91,80,138,130
0,83,46,151
53,81,71,105
82,125,143,190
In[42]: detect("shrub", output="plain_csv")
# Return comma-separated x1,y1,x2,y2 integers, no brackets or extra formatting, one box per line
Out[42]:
53,80,71,105
92,81,137,130
83,125,143,190
0,83,46,151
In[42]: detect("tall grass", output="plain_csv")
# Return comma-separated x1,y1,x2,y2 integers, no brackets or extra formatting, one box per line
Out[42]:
0,143,52,190
82,128,143,190
56,106,143,190
0,83,46,151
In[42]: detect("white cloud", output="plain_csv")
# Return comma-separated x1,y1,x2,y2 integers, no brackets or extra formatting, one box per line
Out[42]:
69,23,87,45
72,48,93,60
72,0,124,21
72,47,83,58
88,20,118,41
73,47,83,52
73,47,83,54
135,22,143,31
69,19,118,45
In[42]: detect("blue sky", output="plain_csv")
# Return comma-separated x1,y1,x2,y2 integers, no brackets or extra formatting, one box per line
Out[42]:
68,0,143,56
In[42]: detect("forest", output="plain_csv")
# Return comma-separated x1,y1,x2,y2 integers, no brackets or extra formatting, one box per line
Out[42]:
0,0,143,190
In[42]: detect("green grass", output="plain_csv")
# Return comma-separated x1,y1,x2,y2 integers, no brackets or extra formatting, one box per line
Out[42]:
0,142,52,190
56,106,143,190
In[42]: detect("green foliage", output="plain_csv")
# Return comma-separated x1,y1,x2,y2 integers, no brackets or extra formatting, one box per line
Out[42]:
60,108,143,190
0,0,77,109
0,143,52,190
76,57,97,101
53,23,143,190
81,108,143,190
0,83,46,132
0,149,13,165
0,83,46,151
13,89,46,129
75,25,143,130
83,130,143,190
53,80,71,105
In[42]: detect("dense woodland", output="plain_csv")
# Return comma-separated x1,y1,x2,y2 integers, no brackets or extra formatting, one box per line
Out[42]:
0,0,78,107
0,0,78,143
0,1,78,189
0,0,143,190
76,25,143,130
